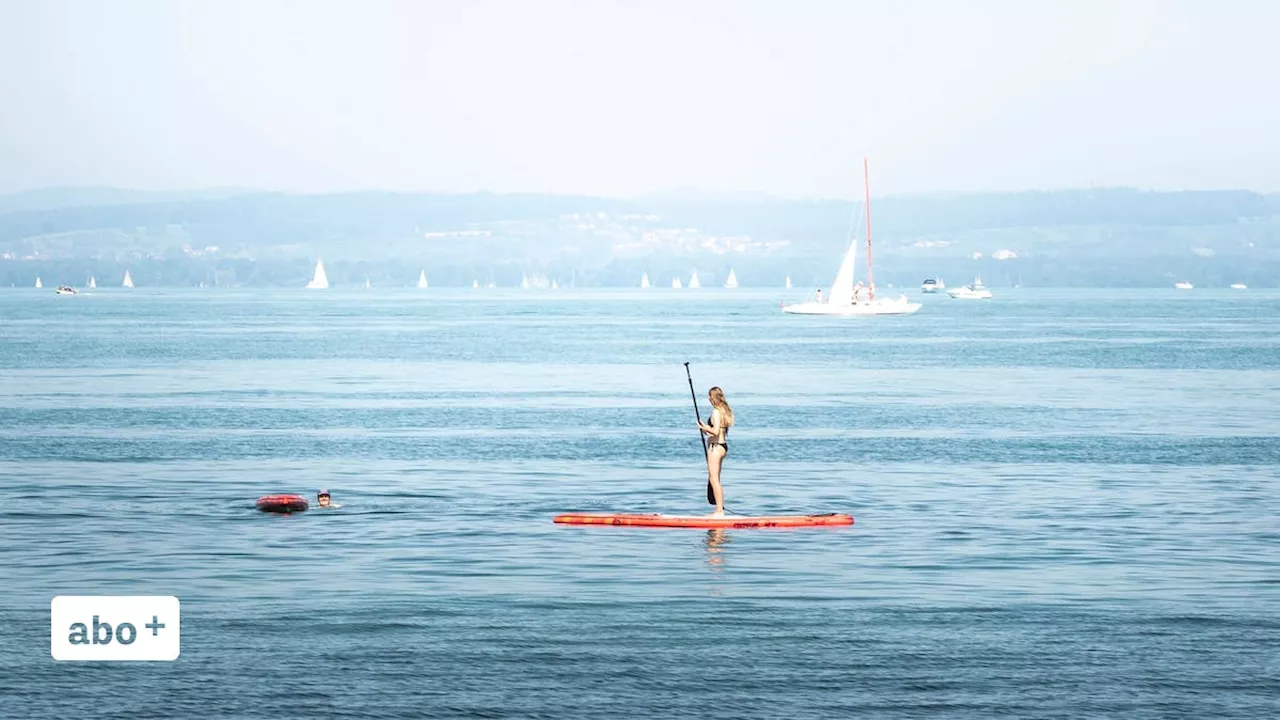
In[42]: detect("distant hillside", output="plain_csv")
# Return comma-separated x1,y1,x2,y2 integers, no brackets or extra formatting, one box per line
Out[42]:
1,187,1277,287
0,186,257,214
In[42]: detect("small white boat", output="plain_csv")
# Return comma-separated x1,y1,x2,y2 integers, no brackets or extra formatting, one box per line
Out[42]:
551,279,559,290
640,272,651,289
783,158,922,317
1174,281,1193,290
672,277,682,289
122,270,134,288
35,276,42,289
417,270,428,289
363,277,371,290
688,271,701,289
785,276,792,290
472,279,480,289
724,269,739,289
306,260,329,289
1230,283,1247,290
949,278,993,299
921,277,944,293
55,285,78,295
88,276,97,289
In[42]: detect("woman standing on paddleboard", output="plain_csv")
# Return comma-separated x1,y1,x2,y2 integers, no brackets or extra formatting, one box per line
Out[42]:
698,387,735,517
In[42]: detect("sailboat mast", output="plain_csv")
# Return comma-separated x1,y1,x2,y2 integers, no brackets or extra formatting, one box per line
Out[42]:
863,157,874,300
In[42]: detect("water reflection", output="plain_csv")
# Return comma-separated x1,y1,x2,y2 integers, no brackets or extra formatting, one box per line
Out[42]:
703,528,730,571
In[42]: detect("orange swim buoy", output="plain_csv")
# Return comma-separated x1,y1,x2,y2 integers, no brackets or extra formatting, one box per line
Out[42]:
256,494,309,513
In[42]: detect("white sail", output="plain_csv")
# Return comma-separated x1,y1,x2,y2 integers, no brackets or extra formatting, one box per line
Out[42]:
306,260,329,289
688,271,701,289
89,276,97,289
724,269,738,289
364,277,371,289
122,271,134,288
826,239,858,306
672,276,683,289
520,273,530,289
417,270,428,288
640,272,651,289
785,275,792,289
551,279,559,289
472,279,480,289
35,276,42,289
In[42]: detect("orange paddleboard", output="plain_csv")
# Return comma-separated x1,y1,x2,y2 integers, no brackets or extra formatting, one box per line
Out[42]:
553,513,853,529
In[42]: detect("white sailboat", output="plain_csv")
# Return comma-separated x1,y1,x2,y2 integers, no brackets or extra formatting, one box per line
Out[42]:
35,276,42,289
122,270,134,288
306,260,329,289
363,277,371,290
520,273,530,290
88,276,97,289
1230,283,1247,290
688,271,701,289
417,270,429,289
1174,281,1193,290
785,276,792,290
640,272,651,289
724,269,739,289
472,279,480,289
552,279,559,290
782,159,922,316
672,276,683,289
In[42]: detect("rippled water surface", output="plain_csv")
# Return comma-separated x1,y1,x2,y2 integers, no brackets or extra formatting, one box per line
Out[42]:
1,288,1277,718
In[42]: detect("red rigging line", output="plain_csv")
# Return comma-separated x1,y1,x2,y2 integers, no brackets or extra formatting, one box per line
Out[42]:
864,157,874,301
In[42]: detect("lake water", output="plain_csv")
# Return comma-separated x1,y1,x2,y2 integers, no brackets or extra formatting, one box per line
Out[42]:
1,288,1277,718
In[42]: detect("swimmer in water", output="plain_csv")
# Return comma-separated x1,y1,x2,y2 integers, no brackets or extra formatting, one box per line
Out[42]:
316,490,341,509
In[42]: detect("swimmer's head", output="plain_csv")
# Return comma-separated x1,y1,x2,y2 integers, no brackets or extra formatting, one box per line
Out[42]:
317,490,331,507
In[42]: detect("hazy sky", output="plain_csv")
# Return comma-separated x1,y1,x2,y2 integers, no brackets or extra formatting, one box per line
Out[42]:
1,0,1276,198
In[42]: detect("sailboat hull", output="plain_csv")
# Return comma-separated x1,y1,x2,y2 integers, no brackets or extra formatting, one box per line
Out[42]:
783,297,922,315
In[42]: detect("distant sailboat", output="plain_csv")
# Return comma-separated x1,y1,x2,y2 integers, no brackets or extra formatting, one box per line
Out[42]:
35,276,42,289
363,277,371,290
782,158,921,316
306,260,329,289
672,276,683,289
122,270,134,288
417,270,428,289
472,279,480,289
640,272,651,289
552,279,559,290
724,269,739,289
688,271,701,289
520,273,530,290
785,276,792,290
88,276,97,289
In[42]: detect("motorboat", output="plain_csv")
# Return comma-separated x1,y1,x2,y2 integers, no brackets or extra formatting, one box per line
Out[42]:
948,278,993,299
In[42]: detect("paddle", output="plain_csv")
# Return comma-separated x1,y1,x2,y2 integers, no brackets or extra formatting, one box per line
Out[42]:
684,362,716,505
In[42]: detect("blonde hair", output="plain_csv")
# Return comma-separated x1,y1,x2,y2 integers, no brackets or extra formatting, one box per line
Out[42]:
708,386,734,428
